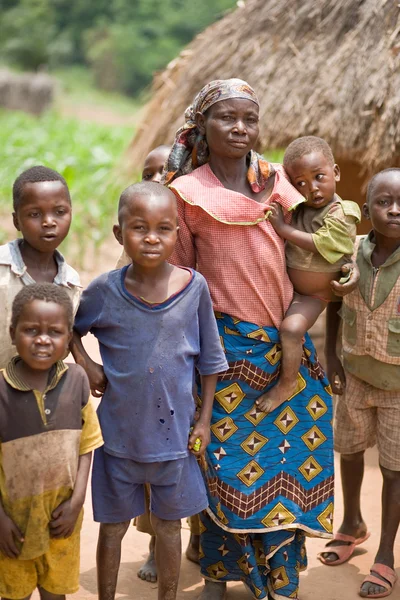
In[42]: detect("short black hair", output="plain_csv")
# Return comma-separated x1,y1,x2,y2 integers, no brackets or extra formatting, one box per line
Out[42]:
11,283,73,330
118,181,176,225
283,136,335,169
13,166,71,212
366,168,400,204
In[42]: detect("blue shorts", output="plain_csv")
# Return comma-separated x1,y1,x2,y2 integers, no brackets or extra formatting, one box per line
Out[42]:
92,446,208,523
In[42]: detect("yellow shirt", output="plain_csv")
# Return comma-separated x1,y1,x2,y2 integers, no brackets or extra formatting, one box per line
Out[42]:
0,359,103,560
286,197,361,272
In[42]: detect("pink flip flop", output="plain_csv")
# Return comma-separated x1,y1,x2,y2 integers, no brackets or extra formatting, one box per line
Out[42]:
359,563,398,598
317,531,371,566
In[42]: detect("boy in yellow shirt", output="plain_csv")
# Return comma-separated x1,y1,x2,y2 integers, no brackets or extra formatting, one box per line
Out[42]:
0,283,102,599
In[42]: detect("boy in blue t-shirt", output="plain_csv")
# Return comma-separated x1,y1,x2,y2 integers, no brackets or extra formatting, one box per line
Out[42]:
72,181,228,600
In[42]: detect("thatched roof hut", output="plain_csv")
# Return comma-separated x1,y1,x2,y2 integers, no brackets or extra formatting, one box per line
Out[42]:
127,0,400,225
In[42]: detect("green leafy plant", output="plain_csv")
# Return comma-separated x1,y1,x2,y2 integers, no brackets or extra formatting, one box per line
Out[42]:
0,108,135,267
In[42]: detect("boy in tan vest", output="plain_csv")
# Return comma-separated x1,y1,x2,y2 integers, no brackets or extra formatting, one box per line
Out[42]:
321,168,400,599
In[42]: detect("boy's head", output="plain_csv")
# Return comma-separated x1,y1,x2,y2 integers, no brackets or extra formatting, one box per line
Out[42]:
113,181,178,267
363,168,400,239
141,145,171,183
283,136,340,209
12,166,72,253
10,283,73,371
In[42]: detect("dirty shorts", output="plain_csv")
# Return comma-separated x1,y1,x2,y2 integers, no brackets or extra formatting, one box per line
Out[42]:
0,530,80,598
92,446,208,523
334,371,400,470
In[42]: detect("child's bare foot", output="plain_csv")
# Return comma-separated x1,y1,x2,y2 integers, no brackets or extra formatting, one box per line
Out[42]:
198,580,226,600
185,534,200,564
137,536,157,583
256,380,297,414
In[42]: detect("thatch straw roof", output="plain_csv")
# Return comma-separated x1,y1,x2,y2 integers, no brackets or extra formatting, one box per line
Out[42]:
127,0,400,175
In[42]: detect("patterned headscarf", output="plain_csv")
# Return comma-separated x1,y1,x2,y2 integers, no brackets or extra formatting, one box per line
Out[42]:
163,78,275,190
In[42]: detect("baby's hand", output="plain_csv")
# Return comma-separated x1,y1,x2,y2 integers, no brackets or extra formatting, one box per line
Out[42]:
266,202,285,233
50,498,82,539
331,262,360,297
87,361,108,398
0,512,24,558
188,422,210,457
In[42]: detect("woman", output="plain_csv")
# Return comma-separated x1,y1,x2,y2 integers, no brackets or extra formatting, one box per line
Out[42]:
164,79,346,600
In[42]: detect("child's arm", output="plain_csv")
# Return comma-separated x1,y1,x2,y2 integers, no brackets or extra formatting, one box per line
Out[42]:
189,373,218,456
70,330,107,397
325,301,346,395
268,202,318,253
49,452,92,539
0,499,24,558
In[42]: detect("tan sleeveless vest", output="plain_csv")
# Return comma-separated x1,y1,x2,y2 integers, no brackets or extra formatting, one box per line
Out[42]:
341,235,400,365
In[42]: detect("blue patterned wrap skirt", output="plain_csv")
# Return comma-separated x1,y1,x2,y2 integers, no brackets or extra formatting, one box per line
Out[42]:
198,313,334,600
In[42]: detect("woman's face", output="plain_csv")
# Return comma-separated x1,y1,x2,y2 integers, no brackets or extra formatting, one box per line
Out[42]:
196,98,259,160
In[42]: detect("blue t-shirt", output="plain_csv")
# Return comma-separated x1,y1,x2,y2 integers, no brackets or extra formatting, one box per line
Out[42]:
74,267,228,462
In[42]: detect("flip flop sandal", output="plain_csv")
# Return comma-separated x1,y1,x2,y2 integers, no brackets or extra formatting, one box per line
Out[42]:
317,531,371,566
359,563,398,598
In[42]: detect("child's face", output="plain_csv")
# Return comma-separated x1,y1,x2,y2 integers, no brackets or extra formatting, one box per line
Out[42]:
286,151,340,209
10,299,72,371
13,181,72,253
141,148,170,183
363,171,400,239
114,192,178,268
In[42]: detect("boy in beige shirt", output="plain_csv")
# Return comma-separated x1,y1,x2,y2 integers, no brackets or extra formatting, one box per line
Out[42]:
322,168,400,599
0,165,81,369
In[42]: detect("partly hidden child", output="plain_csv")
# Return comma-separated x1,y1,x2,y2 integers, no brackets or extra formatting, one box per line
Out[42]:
0,165,81,369
117,144,202,584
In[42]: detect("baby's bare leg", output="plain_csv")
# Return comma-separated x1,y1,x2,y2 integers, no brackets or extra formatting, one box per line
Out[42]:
150,514,181,600
257,294,326,413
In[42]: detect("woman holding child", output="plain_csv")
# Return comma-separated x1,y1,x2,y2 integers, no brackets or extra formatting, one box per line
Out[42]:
164,79,344,600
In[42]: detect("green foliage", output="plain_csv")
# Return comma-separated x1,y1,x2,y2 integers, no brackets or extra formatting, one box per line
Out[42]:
84,0,236,95
264,149,285,164
0,0,55,70
53,66,142,116
0,0,236,95
0,108,134,264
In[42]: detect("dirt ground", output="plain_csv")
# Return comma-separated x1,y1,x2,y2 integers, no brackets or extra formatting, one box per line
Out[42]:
73,447,399,600
41,237,399,600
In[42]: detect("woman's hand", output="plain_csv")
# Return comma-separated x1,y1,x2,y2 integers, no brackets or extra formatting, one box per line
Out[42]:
188,421,210,457
87,361,108,398
326,354,346,395
0,511,24,558
330,262,360,297
50,498,82,538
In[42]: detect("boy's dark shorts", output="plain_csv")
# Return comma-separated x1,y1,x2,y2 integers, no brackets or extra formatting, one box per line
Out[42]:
92,446,208,523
